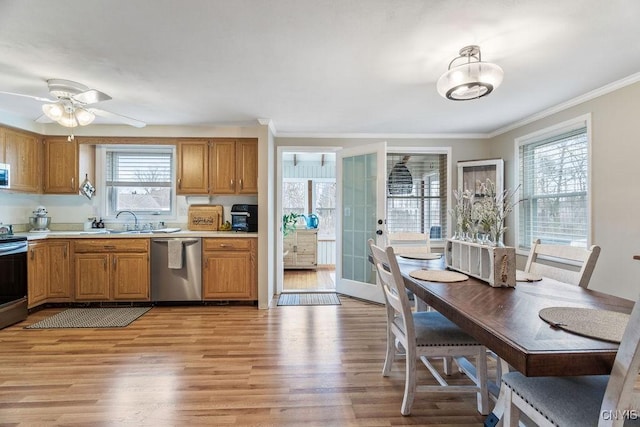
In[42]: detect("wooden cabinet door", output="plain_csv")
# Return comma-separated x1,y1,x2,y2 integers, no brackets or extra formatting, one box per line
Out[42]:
236,139,258,194
43,137,78,194
75,253,110,300
4,128,40,192
203,251,253,299
27,242,48,307
112,253,149,300
283,233,296,268
295,230,318,267
210,139,236,194
177,139,209,194
48,240,71,300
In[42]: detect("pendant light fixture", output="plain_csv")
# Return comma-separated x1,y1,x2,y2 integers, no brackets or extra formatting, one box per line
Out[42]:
437,45,504,101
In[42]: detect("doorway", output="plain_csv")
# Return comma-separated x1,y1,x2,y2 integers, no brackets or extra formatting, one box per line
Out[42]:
280,150,337,292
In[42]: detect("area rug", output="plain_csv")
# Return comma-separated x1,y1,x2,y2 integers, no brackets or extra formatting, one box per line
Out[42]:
25,307,152,329
277,293,341,306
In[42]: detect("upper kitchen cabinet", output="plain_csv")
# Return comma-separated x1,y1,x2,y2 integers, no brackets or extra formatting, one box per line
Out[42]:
177,138,258,195
1,127,41,192
177,139,210,194
43,137,78,194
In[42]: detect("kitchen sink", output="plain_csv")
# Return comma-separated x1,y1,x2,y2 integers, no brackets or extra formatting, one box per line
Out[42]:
107,229,154,234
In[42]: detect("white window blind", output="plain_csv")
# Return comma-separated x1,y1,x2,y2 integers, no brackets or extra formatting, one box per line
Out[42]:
518,124,588,249
386,153,447,240
105,147,174,217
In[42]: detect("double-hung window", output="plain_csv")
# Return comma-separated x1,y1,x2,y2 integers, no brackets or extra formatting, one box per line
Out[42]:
99,145,176,219
386,152,448,242
516,115,590,251
282,178,336,238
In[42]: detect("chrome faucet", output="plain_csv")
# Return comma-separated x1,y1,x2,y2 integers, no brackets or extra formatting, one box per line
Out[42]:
116,210,138,230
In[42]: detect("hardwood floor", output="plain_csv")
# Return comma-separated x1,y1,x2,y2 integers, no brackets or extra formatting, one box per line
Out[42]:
283,267,336,291
0,298,487,426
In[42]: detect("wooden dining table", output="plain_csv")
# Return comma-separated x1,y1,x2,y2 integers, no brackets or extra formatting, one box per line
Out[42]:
396,256,635,377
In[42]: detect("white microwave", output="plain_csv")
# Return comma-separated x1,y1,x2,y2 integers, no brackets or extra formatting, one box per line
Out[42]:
0,163,9,189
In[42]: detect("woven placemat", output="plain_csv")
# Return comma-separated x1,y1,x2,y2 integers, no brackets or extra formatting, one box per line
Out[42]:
409,269,469,282
516,270,543,282
539,307,630,343
399,253,442,260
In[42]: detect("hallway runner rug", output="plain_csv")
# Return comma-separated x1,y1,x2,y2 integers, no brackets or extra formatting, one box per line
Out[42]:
25,307,152,329
277,293,341,306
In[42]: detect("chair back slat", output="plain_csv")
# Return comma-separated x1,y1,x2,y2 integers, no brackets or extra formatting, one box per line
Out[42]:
524,238,601,288
387,232,431,256
368,239,415,335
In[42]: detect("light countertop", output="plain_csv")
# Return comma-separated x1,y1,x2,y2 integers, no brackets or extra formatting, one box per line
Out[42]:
17,229,258,241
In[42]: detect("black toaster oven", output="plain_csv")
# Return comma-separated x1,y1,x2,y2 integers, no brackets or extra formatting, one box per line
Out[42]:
230,204,258,232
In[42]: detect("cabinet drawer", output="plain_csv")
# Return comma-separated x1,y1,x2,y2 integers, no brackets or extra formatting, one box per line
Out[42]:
203,238,253,251
73,238,149,253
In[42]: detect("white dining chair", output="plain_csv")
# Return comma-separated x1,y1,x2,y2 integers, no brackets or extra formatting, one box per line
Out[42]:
524,238,601,288
368,239,489,416
501,294,640,427
386,232,432,257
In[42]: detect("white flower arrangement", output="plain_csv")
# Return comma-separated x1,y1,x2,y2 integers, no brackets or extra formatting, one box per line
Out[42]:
451,178,520,245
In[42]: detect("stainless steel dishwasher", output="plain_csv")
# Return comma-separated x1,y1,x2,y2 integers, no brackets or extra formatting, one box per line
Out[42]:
151,237,202,301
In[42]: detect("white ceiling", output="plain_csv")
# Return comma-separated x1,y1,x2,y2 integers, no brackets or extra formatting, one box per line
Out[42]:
0,0,639,136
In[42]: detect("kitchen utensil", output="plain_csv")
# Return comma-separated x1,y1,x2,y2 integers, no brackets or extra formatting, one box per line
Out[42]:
29,216,51,232
33,206,48,217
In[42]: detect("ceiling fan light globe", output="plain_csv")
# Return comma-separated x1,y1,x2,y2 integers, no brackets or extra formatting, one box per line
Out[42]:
74,108,95,126
42,103,64,121
57,113,79,128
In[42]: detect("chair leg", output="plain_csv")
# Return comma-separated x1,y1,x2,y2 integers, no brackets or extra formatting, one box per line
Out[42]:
476,349,490,415
443,356,454,375
502,386,520,427
400,349,417,416
382,327,395,377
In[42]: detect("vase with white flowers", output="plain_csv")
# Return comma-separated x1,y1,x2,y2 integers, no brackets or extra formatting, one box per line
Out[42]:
451,179,520,246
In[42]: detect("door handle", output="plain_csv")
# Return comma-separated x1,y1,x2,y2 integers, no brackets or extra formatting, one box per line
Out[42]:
376,230,383,235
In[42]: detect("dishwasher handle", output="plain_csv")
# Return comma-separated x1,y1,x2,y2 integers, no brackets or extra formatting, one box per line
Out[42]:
153,238,201,244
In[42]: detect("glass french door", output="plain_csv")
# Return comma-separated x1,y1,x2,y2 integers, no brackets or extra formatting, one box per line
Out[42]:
335,141,386,303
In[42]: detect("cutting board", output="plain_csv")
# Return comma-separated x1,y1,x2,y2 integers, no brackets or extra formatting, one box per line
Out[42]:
188,205,223,231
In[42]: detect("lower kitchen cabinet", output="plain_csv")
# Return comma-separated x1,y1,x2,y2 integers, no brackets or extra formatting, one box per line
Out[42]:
28,240,72,308
73,239,149,301
27,242,48,308
47,240,72,301
202,238,256,300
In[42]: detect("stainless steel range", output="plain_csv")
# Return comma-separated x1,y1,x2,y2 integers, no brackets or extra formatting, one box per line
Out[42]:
0,235,28,329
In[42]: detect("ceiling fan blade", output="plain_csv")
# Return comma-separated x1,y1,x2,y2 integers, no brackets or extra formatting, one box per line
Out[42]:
73,89,112,105
88,108,146,128
0,90,56,102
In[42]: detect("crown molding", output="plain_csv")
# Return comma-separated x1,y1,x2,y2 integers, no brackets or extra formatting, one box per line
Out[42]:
488,72,640,138
275,132,489,140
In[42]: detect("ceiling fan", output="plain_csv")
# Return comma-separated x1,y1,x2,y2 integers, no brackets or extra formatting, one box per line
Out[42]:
0,79,146,128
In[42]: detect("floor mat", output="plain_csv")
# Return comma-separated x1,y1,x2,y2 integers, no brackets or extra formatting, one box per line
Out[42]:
277,293,341,306
25,307,152,329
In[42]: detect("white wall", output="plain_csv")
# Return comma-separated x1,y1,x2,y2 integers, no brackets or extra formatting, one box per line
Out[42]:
488,82,640,300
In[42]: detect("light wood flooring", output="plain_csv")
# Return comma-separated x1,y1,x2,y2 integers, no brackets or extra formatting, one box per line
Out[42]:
283,267,336,291
0,298,488,426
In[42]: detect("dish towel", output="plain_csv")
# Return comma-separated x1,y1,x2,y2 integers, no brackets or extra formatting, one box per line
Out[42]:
167,240,183,269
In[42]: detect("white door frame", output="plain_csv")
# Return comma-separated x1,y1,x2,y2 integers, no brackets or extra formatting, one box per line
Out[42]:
275,145,340,295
